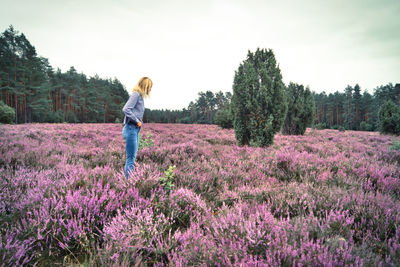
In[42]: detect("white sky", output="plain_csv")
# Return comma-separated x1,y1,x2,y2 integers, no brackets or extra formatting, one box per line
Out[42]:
1,0,399,110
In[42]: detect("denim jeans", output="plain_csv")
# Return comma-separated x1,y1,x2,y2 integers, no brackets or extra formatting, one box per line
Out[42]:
122,123,140,178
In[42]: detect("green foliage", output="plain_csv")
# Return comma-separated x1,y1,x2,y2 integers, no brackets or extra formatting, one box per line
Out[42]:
138,132,155,150
338,126,346,132
360,121,372,131
144,91,232,124
0,100,15,124
114,117,121,123
66,110,78,123
390,140,400,151
232,48,287,147
378,100,400,135
177,116,192,124
159,165,176,193
313,123,327,130
50,110,65,123
214,103,233,129
352,84,362,130
343,85,354,130
282,83,315,135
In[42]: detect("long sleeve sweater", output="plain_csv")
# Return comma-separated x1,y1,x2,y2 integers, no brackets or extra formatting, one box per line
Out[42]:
122,92,144,125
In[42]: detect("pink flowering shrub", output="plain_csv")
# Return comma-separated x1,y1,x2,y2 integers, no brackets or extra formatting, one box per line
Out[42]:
170,203,358,266
0,123,399,265
102,201,173,265
166,188,208,230
126,163,164,198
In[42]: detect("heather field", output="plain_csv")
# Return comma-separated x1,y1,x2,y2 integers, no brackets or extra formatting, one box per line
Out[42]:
1,123,400,266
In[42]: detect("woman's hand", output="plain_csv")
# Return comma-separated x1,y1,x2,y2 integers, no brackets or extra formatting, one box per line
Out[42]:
137,121,142,127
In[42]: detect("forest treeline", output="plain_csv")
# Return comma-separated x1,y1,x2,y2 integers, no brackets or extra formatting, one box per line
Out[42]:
314,83,400,131
0,26,128,123
145,83,400,133
143,91,232,124
0,26,399,132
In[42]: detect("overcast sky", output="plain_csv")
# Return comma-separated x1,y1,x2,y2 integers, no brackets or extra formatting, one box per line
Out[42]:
1,0,399,110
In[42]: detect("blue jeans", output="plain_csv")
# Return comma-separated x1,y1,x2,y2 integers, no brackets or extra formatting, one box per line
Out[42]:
122,123,140,178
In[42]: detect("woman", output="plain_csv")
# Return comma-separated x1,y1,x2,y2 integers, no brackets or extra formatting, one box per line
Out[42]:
122,77,152,178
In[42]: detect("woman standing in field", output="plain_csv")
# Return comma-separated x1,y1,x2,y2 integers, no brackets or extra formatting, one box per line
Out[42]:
122,77,152,178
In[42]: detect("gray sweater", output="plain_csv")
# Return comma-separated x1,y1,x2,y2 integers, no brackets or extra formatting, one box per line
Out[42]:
122,92,144,125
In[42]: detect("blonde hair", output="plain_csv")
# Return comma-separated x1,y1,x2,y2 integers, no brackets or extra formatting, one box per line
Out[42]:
133,77,152,98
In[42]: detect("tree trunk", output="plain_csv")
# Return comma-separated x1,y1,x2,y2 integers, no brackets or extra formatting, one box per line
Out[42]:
24,93,27,123
104,102,107,123
14,94,18,123
336,103,338,125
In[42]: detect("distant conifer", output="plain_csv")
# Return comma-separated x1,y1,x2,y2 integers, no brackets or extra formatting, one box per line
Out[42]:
214,103,233,129
378,100,400,135
0,101,15,124
282,82,315,135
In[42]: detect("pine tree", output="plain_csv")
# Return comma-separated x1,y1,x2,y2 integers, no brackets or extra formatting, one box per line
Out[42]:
378,100,400,135
395,84,400,106
352,84,362,130
327,93,335,128
333,91,344,127
282,83,315,135
344,85,353,130
360,90,373,130
313,92,328,127
232,48,287,146
371,83,396,130
196,92,207,123
214,102,233,129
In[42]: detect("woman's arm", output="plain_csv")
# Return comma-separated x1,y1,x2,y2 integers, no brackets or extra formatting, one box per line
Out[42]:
122,92,140,124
